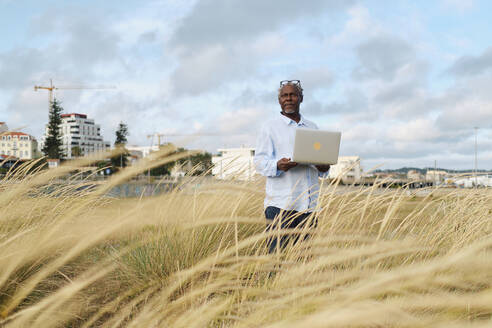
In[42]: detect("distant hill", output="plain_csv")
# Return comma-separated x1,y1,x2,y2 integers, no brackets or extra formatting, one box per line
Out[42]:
373,167,492,174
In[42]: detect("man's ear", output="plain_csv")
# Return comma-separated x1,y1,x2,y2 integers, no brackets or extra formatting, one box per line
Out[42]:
299,95,304,103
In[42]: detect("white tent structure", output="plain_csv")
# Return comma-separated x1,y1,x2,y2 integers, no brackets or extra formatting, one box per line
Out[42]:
453,175,492,188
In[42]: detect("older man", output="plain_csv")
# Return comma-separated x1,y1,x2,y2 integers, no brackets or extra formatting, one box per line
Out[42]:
254,80,329,253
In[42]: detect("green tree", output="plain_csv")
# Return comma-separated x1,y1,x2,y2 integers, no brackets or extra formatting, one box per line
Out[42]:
71,146,83,157
149,148,213,176
41,98,64,159
149,163,172,176
148,147,185,176
111,122,129,168
115,122,128,145
184,151,212,175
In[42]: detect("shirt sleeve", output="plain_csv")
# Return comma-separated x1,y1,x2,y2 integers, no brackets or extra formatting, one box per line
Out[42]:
254,124,283,177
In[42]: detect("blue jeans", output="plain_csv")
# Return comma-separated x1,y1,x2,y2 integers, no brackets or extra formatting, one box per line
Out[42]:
265,206,317,253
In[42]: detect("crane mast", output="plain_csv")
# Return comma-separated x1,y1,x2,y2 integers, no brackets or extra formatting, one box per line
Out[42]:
34,79,55,110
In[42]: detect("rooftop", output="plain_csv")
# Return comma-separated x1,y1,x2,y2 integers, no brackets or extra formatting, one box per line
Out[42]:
0,131,36,141
2,131,29,136
217,147,255,152
61,113,87,119
0,154,18,160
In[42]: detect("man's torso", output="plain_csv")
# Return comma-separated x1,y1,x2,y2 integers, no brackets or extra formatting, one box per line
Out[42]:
260,115,322,211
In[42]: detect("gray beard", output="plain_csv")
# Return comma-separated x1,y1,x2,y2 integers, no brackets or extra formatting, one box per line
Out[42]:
282,108,297,114
284,110,294,114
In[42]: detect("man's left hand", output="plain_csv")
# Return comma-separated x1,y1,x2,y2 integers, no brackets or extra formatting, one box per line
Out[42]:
315,165,330,173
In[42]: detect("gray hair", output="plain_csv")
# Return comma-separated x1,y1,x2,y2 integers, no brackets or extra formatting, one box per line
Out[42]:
278,82,304,100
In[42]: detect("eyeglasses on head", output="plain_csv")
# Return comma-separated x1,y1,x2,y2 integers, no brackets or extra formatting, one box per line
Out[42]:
279,80,301,88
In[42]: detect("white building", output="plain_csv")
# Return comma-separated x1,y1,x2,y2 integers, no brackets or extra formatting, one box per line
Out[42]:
407,170,424,180
0,131,40,160
212,147,256,180
126,145,160,158
40,113,110,159
328,156,362,183
453,176,492,188
425,170,448,183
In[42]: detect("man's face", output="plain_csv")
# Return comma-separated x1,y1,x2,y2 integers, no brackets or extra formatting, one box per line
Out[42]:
278,84,301,114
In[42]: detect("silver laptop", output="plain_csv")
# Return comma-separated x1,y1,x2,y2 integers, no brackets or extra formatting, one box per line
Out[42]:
292,128,341,165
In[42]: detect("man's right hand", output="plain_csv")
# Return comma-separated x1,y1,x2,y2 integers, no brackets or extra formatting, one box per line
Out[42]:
277,158,298,172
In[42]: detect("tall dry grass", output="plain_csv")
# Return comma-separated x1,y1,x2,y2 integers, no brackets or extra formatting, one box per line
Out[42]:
2,150,492,327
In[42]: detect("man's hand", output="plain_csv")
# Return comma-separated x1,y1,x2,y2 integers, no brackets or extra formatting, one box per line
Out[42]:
315,165,330,173
277,158,298,172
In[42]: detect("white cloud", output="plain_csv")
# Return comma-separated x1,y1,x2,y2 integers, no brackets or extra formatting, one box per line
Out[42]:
170,0,354,52
388,119,440,142
215,107,263,135
353,36,416,81
170,44,254,96
329,4,382,46
446,47,492,77
296,67,335,93
441,0,475,12
167,0,354,96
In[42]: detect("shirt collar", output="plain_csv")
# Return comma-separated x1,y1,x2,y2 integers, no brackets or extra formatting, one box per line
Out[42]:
280,113,307,126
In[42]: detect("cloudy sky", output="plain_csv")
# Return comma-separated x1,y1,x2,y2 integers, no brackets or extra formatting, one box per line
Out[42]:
1,0,492,170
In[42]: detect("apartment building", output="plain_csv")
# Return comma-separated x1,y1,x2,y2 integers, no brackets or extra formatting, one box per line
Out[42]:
40,113,110,158
0,131,40,160
328,156,362,183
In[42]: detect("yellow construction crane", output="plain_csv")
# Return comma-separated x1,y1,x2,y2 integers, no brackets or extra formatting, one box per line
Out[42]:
147,133,166,148
34,79,115,112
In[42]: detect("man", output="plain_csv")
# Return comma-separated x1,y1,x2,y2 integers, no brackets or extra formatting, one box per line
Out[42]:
254,80,330,253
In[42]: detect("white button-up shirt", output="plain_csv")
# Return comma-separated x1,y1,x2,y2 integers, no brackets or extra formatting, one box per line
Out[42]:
254,114,328,212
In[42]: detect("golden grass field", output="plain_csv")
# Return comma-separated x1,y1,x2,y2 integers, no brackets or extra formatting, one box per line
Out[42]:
2,149,492,327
